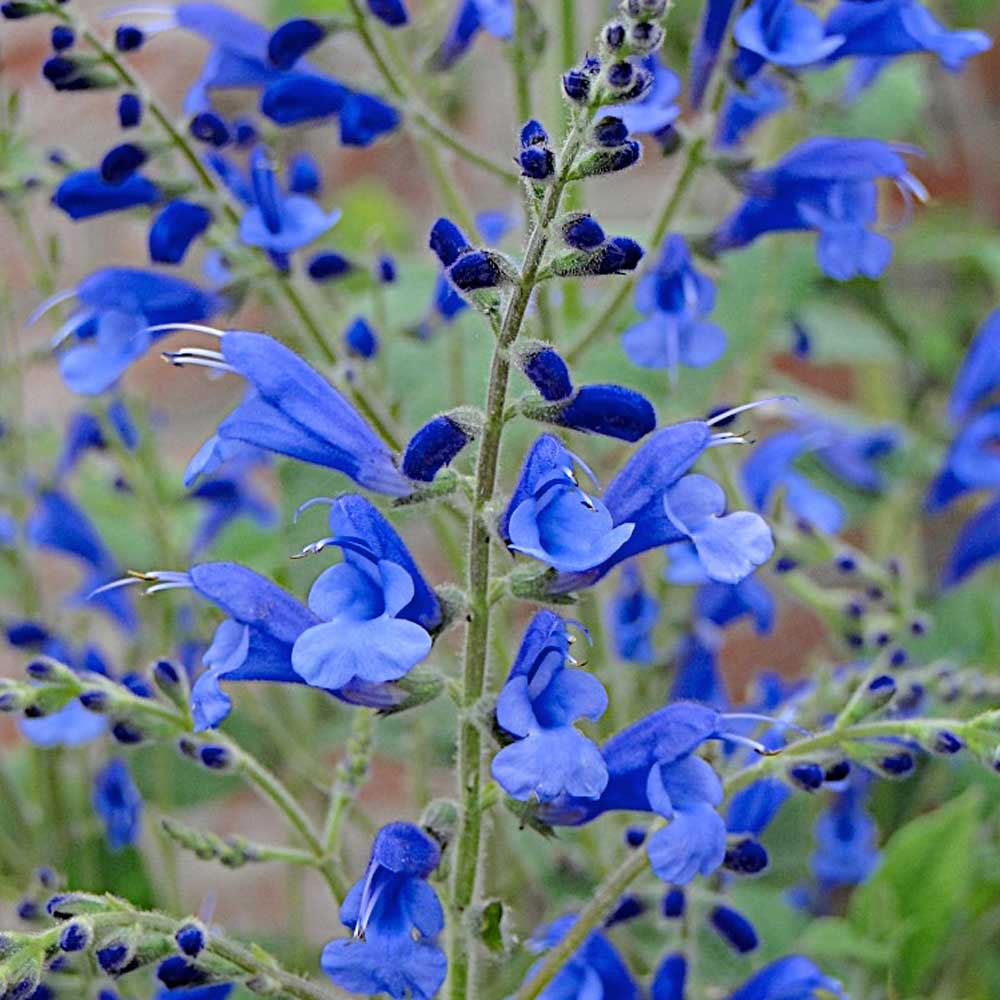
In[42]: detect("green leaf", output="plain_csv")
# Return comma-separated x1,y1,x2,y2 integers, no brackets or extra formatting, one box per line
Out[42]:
796,916,895,967
849,788,982,993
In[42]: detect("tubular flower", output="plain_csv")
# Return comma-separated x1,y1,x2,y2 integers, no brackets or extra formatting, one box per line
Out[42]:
321,823,447,1000
608,564,660,664
93,758,143,852
165,329,412,496
429,0,513,71
711,137,927,281
492,611,609,802
52,169,160,220
732,0,844,82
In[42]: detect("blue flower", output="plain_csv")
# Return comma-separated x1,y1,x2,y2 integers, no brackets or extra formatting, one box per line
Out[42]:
29,268,223,395
603,56,681,139
726,955,847,1000
621,235,727,381
26,490,137,631
925,407,1000,511
268,18,327,68
522,915,640,1000
651,954,687,1000
942,493,1000,586
823,0,990,74
803,415,900,493
492,611,608,802
733,0,844,83
55,401,137,480
289,497,439,692
711,137,927,280
947,308,1000,423
149,200,213,264
171,329,412,496
690,0,738,108
670,631,728,708
609,564,660,664
716,76,787,149
52,169,160,220
429,0,513,70
321,822,446,1000
811,773,880,888
93,758,143,852
187,457,276,555
238,146,341,254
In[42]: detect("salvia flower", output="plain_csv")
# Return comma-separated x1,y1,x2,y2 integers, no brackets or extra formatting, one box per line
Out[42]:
622,234,727,382
168,329,411,496
492,611,608,802
92,758,143,852
429,0,513,71
149,200,213,264
926,407,1000,511
711,137,927,281
609,564,660,664
187,456,276,555
521,915,640,1000
727,955,847,1000
402,413,474,482
189,111,231,146
947,308,1000,424
669,630,728,708
942,494,1000,585
52,169,160,221
811,772,880,889
30,268,223,396
238,146,341,254
689,0,738,108
716,75,787,149
823,0,991,74
321,822,446,1000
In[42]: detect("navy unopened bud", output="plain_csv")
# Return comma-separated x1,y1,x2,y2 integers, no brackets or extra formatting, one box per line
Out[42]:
652,954,686,1000
606,61,634,89
34,867,57,890
789,763,824,791
519,344,573,401
624,826,646,848
626,0,668,15
562,69,591,104
593,235,643,273
592,116,630,148
844,600,865,619
175,922,205,957
709,906,758,953
661,888,685,918
100,143,147,184
879,751,915,777
97,940,134,974
308,251,353,281
723,838,768,875
402,414,474,482
25,660,56,681
377,254,397,283
774,556,797,573
233,118,258,147
157,955,208,988
570,140,641,179
268,18,326,69
449,251,507,292
824,760,851,782
51,26,75,50
190,112,230,147
933,730,963,755
79,689,109,712
520,119,549,147
23,704,46,719
115,25,145,51
198,745,231,770
909,616,929,636
630,19,664,52
605,894,644,927
118,93,142,129
867,673,896,706
59,921,92,953
429,217,471,267
344,317,378,360
889,647,908,668
603,21,626,49
530,384,655,442
519,146,554,181
835,553,857,573
2,2,46,18
153,660,180,688
562,213,606,251
177,737,200,759
369,0,408,26
16,900,40,922
111,721,144,745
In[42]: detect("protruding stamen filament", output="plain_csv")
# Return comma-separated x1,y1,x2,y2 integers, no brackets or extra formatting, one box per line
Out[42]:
722,712,811,738
161,350,236,374
88,569,192,600
145,322,227,338
705,396,797,427
27,287,78,327
294,496,338,522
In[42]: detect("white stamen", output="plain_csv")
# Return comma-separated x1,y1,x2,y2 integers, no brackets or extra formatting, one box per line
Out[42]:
145,322,227,338
293,496,338,523
50,310,89,348
161,352,236,374
26,287,77,327
706,434,750,448
291,537,336,559
705,396,797,427
723,712,811,738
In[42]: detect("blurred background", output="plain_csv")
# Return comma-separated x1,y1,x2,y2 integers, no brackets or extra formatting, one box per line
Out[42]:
2,0,1000,996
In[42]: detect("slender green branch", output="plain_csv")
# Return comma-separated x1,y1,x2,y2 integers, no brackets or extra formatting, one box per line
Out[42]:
322,710,376,856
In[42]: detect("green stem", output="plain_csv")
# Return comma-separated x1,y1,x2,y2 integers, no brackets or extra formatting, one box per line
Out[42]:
447,120,587,1000
512,0,534,126
322,710,376,856
510,715,970,1000
564,136,707,365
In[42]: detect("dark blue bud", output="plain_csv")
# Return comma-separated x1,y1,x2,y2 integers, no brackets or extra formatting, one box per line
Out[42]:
118,93,142,129
867,673,896,701
344,317,378,359
377,254,397,283
199,745,231,770
8,976,40,1000
100,143,147,185
845,600,866,619
42,56,76,84
520,119,549,147
630,20,663,52
6,622,49,646
268,19,326,70
774,556,797,573
867,585,885,601
624,826,646,848
562,214,606,251
149,200,212,264
873,631,892,648
661,888,685,918
175,923,205,957
652,954,686,1000
933,730,963,755
593,236,644,274
791,320,811,358
115,25,145,51
606,61,633,89
2,2,44,19
16,899,40,921
45,895,75,920
603,21,626,48
59,922,91,952
909,616,928,636
233,118,257,147
429,217,470,267
845,633,865,649
111,721,144,745
889,648,908,668
592,116,629,148
895,682,924,712
121,673,153,699
96,942,132,974
288,152,321,194
562,69,591,103
627,0,668,15
519,146,555,181
35,867,57,889
835,554,857,573
157,956,208,988
545,384,655,441
723,838,768,875
520,345,573,401
402,415,472,482
449,251,505,291
880,752,915,776
51,26,75,50
153,660,180,687
622,67,653,102
789,763,824,791
308,251,353,281
709,906,758,953
23,704,46,719
177,737,200,759
824,760,851,782
189,112,230,147
605,894,644,927
607,140,642,172
79,689,109,712
25,660,56,680
0,692,21,713
368,0,408,27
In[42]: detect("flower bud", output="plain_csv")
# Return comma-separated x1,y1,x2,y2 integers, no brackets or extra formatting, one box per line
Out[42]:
190,112,230,147
449,251,509,291
79,689,110,712
520,119,549,147
561,213,606,251
569,140,642,180
626,0,668,17
519,146,554,181
46,893,108,920
723,837,768,875
2,1,47,18
592,116,630,148
661,888,685,918
605,894,644,927
308,251,353,281
59,920,92,953
100,143,147,185
709,906,758,953
629,19,664,53
603,21,627,49
402,412,477,483
523,384,655,442
429,217,471,268
517,343,573,401
344,317,378,360
652,954,686,1000
878,751,916,777
624,826,646,848
114,25,145,51
175,922,206,957
157,956,209,989
368,0,408,27
51,26,75,51
788,762,824,791
824,760,851,782
268,18,326,69
111,721,145,745
118,93,142,129
933,730,964,755
198,745,232,771
419,797,459,850
606,61,634,89
562,69,591,104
